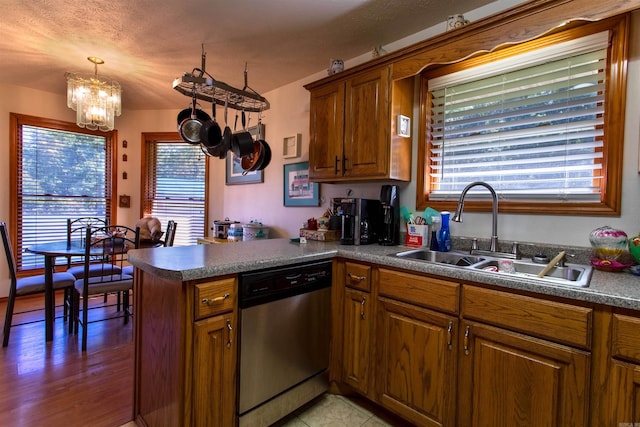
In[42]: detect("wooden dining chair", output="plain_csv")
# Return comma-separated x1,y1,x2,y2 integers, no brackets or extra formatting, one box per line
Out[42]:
71,225,140,351
1,222,76,347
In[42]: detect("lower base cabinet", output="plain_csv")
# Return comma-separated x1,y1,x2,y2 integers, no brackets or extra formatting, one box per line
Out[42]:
334,260,596,427
607,311,640,425
375,297,457,427
457,320,590,427
192,313,236,427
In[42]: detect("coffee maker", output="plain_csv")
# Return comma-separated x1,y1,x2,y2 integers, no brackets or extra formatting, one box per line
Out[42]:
333,198,382,245
379,185,400,245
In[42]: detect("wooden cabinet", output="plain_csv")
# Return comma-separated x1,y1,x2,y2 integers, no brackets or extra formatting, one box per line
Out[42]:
459,286,591,427
333,261,595,427
192,280,237,427
340,262,373,396
376,269,459,427
306,66,412,182
606,311,640,425
134,271,237,427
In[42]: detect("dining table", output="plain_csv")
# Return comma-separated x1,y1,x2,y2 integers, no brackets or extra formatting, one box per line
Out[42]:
25,240,100,342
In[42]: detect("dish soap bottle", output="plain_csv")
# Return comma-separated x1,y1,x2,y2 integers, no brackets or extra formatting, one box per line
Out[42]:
429,216,440,251
438,211,451,252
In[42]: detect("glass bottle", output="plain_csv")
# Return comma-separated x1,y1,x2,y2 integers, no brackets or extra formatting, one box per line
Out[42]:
429,216,440,251
438,211,451,252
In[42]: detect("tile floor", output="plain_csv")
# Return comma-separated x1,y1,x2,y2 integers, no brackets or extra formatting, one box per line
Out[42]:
275,393,394,427
120,392,412,427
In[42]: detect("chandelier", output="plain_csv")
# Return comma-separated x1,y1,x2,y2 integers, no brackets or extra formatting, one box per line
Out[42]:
66,57,122,132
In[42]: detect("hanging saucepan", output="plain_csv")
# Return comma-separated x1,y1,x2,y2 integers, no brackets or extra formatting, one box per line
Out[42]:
241,139,264,172
256,139,272,171
231,111,255,157
199,101,223,148
178,89,210,144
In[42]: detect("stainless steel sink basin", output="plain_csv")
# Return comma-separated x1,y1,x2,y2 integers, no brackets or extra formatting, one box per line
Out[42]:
392,249,486,267
389,248,593,287
472,259,593,287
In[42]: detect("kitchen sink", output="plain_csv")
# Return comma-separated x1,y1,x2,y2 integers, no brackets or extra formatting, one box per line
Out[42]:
472,259,592,287
390,248,593,287
392,249,486,267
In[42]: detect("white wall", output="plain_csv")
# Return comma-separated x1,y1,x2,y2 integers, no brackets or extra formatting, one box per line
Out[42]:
1,2,639,298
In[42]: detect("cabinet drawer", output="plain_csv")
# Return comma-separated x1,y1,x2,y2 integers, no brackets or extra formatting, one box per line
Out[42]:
462,285,592,349
345,262,371,292
194,277,236,320
378,268,459,314
612,312,640,363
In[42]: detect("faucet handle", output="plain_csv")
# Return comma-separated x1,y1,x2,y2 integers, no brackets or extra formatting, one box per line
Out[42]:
471,238,478,252
511,242,521,259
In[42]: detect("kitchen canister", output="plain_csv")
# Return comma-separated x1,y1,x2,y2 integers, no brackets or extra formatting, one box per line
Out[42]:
242,222,269,241
227,223,244,242
213,218,240,239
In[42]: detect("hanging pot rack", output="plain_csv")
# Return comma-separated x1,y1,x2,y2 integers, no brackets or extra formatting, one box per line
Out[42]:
172,49,270,113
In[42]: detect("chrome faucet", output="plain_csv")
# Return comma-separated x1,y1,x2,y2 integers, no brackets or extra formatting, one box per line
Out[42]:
451,181,500,254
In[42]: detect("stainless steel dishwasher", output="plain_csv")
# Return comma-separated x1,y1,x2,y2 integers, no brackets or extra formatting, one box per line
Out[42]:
237,260,332,427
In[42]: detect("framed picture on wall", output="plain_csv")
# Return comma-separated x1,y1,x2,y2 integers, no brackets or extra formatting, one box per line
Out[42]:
283,162,320,207
225,124,265,185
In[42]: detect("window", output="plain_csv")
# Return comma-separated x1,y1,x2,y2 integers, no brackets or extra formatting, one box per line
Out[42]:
418,17,628,215
142,134,209,246
10,114,115,271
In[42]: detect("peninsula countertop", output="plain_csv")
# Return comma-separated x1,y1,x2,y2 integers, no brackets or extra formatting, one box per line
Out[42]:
128,238,640,311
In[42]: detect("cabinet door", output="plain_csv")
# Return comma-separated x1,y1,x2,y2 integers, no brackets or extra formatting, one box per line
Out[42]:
192,313,236,427
309,82,345,180
375,297,457,427
343,67,390,179
457,321,590,427
608,360,640,424
342,287,372,395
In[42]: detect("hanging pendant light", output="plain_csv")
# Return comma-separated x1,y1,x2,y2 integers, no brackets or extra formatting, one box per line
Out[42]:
66,56,122,132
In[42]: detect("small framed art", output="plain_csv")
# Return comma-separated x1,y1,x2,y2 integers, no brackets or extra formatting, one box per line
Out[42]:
283,162,320,207
283,134,301,158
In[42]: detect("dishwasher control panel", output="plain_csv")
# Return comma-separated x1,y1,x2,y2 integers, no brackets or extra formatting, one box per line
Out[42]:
239,260,332,307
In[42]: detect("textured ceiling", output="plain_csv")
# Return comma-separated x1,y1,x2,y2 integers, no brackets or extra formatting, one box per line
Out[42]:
0,0,496,110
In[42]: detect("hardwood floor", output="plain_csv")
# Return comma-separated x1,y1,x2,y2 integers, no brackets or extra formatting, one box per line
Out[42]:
0,291,134,427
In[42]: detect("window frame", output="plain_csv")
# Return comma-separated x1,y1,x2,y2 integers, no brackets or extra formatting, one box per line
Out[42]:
9,113,117,273
141,132,210,246
416,15,629,216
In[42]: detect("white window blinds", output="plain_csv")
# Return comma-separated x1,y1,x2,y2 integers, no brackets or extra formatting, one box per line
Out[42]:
427,31,609,201
19,125,111,269
143,141,206,246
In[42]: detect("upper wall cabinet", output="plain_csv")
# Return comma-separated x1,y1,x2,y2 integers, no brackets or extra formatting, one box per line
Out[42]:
306,66,412,182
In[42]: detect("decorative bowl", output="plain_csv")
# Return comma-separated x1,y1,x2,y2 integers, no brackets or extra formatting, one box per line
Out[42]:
589,226,628,261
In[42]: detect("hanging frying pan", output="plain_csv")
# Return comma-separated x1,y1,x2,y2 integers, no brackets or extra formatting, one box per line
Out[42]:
231,111,254,157
199,101,222,148
178,88,210,144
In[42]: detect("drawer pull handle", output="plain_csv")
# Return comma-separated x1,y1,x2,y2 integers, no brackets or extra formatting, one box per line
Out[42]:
447,321,453,351
202,293,230,305
360,297,366,320
464,325,471,355
348,273,366,282
226,319,232,348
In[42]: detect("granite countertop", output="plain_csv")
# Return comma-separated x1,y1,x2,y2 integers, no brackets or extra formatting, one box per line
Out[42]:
128,238,640,311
